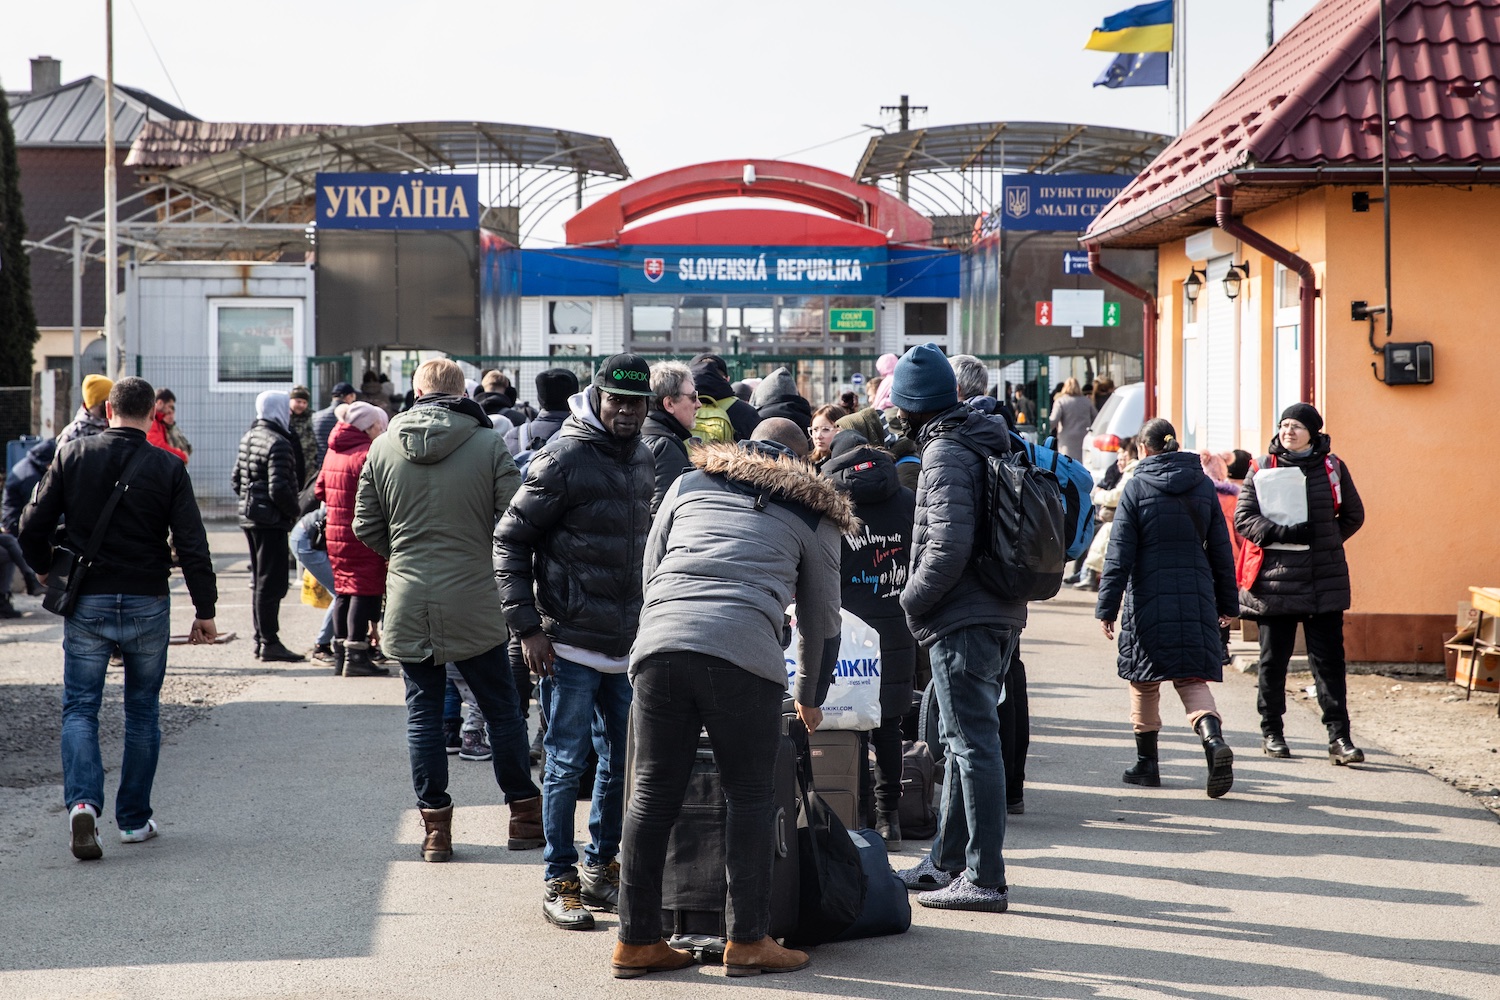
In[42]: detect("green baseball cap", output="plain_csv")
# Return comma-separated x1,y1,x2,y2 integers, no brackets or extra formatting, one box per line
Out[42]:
594,353,655,396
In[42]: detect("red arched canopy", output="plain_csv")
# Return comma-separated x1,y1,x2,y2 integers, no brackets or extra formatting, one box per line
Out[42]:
565,159,932,246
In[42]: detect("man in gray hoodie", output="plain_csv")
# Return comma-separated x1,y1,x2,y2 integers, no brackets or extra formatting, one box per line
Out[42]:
610,417,853,980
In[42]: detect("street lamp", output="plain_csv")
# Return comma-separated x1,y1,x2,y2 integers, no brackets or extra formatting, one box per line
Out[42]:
1223,262,1251,300
1184,268,1206,303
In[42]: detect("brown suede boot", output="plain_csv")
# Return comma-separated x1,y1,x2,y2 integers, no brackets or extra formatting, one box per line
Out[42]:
507,795,544,850
419,805,453,862
610,939,695,979
723,938,810,977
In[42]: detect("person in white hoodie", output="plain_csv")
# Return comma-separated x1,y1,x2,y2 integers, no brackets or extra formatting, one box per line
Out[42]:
494,354,656,932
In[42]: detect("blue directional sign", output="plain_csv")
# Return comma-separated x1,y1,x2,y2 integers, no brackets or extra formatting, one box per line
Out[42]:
1064,250,1092,275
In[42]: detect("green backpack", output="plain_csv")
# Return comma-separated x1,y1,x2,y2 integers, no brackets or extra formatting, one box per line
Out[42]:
692,397,738,444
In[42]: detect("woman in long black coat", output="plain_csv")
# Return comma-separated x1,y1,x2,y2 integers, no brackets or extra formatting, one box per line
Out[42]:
1096,419,1240,798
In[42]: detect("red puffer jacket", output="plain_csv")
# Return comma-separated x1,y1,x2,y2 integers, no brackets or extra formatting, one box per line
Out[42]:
315,420,387,596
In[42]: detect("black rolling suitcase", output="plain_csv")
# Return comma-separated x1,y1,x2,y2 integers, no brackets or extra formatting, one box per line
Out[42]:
655,722,802,959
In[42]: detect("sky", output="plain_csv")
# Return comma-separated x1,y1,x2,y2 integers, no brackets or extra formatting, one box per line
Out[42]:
4,0,1320,241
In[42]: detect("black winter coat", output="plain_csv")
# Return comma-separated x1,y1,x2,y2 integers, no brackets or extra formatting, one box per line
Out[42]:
232,419,301,532
495,406,656,658
689,363,762,441
900,404,1027,645
641,410,695,515
1096,451,1239,683
1234,435,1364,618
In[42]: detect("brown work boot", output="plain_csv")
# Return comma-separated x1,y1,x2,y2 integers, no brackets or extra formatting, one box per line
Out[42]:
723,937,810,977
507,795,544,850
419,805,453,862
611,939,695,979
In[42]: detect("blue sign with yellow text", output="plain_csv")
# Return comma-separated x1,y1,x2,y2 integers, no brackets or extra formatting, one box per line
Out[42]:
315,172,479,230
997,174,1131,232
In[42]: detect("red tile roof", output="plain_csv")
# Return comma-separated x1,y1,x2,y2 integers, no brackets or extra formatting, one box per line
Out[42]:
1088,0,1500,247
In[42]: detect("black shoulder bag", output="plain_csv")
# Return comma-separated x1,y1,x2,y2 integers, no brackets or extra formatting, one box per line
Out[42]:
43,442,154,617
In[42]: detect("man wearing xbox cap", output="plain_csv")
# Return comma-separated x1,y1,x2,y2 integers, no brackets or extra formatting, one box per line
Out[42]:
496,353,657,931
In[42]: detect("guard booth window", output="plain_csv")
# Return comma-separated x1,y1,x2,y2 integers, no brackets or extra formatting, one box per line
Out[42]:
905,302,948,340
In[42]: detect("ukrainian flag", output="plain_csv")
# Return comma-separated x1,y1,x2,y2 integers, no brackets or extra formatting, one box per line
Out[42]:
1085,1,1174,53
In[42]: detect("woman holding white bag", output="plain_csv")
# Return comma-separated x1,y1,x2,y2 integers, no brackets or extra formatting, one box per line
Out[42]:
1235,403,1366,764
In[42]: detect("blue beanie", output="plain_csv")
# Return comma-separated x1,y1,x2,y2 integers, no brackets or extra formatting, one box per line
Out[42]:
889,343,958,413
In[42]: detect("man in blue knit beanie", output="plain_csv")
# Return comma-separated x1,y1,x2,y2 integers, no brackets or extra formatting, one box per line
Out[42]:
890,343,1024,914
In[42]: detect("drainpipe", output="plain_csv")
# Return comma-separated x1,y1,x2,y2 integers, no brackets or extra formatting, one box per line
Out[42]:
1215,178,1318,405
1086,243,1158,420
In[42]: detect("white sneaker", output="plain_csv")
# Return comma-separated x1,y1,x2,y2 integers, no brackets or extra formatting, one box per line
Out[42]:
120,818,159,844
70,803,103,860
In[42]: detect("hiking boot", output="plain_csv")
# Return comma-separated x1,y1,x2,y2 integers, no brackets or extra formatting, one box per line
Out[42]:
419,805,453,862
259,641,306,663
1329,736,1365,766
1196,715,1234,799
309,644,336,666
331,640,345,675
898,856,954,891
580,859,621,912
1263,733,1292,758
443,719,462,755
507,795,544,850
723,937,810,977
611,939,695,979
543,874,596,930
119,818,158,844
1123,730,1161,787
917,878,1009,912
875,810,902,849
69,803,103,860
342,641,390,677
458,729,492,761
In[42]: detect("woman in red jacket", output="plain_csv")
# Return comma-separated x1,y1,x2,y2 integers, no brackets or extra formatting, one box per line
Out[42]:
315,401,390,677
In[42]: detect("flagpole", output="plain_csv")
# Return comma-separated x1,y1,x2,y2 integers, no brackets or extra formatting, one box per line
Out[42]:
1173,0,1186,134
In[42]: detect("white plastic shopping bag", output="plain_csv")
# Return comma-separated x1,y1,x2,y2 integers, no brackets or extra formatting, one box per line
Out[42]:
1254,465,1310,550
784,606,882,731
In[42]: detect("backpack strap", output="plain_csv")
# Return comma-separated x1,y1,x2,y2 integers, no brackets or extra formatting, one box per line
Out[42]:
1325,454,1342,513
1169,492,1209,550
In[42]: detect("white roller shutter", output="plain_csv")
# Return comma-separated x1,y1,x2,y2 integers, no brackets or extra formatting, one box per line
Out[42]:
1203,257,1239,452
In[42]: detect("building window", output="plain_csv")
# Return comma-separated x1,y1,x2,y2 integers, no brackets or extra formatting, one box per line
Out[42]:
549,300,594,336
904,302,947,339
209,298,303,390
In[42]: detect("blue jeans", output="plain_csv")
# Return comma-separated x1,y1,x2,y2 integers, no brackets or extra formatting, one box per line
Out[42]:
401,646,539,810
539,657,632,881
928,624,1019,889
62,594,171,829
290,518,335,647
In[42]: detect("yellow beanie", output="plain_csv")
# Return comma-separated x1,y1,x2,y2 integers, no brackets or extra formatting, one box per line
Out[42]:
82,374,113,410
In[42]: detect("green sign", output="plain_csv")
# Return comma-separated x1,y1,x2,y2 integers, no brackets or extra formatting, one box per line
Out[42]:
1103,301,1122,327
829,308,877,334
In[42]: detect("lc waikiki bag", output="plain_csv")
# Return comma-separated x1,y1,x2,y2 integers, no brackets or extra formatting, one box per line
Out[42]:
1028,433,1097,560
963,438,1068,603
691,397,737,444
784,607,883,731
1235,453,1343,590
42,442,155,617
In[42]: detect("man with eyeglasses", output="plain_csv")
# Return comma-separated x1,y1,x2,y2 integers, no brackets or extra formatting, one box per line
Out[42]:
641,361,701,516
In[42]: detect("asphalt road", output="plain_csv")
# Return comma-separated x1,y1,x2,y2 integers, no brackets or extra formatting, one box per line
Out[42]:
2,527,1498,999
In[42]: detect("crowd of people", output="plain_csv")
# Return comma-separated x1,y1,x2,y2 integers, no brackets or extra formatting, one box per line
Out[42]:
6,346,1370,981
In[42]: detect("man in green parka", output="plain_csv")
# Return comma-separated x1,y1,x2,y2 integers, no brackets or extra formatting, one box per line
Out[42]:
354,358,542,863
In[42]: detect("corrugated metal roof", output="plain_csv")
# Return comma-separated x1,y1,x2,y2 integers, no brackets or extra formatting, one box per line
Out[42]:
127,121,330,168
1088,0,1500,247
853,122,1171,181
9,76,196,146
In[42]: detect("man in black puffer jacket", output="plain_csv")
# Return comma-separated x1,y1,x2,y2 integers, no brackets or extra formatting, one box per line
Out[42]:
496,354,655,931
641,360,699,515
1235,403,1366,763
750,366,813,433
890,343,1022,914
231,391,304,662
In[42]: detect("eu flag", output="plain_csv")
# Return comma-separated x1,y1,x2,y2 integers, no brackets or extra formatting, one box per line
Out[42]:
1085,1,1174,53
1093,51,1169,88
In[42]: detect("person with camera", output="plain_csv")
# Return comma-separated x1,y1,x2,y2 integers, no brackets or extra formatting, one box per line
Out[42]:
20,377,218,860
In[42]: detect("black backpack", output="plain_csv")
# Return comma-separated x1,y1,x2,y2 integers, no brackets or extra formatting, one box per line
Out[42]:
963,439,1068,602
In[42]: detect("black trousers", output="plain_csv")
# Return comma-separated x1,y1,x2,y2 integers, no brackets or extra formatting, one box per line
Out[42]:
243,528,290,647
618,651,784,945
1256,611,1350,739
333,593,381,644
998,650,1030,807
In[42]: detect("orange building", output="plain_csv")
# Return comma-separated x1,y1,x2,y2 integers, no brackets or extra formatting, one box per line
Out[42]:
1084,0,1499,663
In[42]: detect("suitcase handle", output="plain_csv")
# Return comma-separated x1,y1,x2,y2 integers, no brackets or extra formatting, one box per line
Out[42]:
774,805,790,859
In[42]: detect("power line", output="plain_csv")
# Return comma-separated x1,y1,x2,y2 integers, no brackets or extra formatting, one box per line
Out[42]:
127,0,188,112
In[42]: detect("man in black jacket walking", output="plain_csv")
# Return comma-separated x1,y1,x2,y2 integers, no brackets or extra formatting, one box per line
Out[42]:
496,354,656,931
20,376,218,861
232,390,304,662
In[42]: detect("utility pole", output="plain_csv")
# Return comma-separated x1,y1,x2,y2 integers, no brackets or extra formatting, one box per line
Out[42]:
879,94,927,202
104,0,119,377
1267,0,1283,48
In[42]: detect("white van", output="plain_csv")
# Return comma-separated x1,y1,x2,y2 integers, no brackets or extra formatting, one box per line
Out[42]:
1081,381,1146,484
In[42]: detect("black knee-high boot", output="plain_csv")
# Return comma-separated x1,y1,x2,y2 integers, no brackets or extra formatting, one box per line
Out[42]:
1123,731,1161,787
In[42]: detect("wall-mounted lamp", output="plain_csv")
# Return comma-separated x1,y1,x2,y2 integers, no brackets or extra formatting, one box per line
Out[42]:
1223,262,1250,300
1184,268,1206,303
